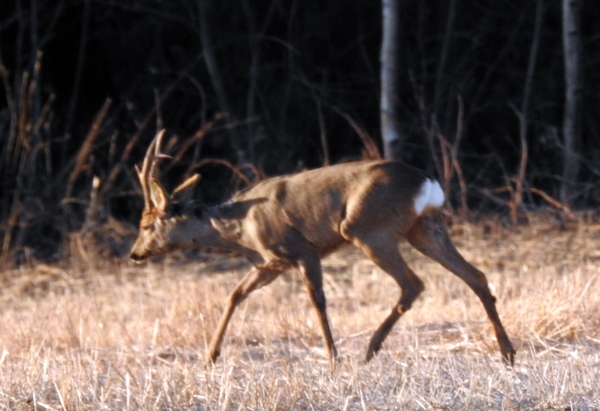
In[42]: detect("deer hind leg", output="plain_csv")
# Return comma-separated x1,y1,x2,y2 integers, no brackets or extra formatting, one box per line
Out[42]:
297,254,338,368
406,213,516,365
207,266,280,364
362,241,425,362
341,223,425,362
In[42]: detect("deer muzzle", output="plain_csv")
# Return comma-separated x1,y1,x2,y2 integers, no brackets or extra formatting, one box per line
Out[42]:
129,249,147,262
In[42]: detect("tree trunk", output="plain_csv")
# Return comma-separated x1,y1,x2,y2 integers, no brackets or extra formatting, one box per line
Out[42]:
198,0,246,165
63,0,90,164
432,0,457,134
561,0,582,203
380,0,402,160
510,0,543,226
241,0,259,164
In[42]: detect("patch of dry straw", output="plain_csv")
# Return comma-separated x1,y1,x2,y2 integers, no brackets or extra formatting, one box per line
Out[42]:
0,213,599,410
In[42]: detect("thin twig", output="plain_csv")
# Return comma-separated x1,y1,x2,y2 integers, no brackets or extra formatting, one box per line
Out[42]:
530,187,574,219
65,98,112,200
333,108,381,160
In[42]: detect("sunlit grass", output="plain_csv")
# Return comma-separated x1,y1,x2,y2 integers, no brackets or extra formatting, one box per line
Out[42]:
0,214,599,410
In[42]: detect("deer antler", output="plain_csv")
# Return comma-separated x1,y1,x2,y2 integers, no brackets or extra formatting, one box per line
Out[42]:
136,129,169,210
150,145,172,182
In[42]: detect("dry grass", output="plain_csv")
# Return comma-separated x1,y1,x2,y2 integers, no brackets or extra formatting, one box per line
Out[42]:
1,214,600,410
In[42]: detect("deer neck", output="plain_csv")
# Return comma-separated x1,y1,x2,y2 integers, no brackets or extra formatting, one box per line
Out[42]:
168,207,229,250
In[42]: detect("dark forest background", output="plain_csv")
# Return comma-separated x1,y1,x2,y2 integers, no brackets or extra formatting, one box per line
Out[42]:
1,0,599,264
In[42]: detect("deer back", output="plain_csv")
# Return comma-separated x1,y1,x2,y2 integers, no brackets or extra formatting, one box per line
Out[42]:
210,160,431,259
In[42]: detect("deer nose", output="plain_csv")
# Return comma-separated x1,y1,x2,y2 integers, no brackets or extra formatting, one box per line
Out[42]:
130,252,146,262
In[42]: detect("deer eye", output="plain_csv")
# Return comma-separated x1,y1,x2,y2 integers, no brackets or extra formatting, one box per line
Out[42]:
141,223,155,232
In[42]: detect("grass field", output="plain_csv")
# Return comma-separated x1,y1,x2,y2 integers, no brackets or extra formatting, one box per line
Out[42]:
0,214,599,410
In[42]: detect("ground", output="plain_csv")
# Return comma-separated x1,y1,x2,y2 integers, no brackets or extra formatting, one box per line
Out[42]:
0,213,599,410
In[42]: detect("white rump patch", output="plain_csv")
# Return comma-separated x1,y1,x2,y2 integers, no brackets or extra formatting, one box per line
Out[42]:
413,179,445,215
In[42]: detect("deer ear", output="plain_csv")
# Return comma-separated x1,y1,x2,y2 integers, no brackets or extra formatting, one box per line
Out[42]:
149,179,169,211
173,174,201,196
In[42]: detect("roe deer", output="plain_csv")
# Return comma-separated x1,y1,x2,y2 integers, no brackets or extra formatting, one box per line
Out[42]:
130,130,516,366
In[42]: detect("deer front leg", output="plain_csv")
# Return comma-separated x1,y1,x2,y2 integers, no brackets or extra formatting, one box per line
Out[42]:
364,261,424,362
297,255,338,368
207,266,280,364
348,234,425,362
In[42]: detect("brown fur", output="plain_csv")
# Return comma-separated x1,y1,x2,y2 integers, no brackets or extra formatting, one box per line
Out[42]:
130,132,515,367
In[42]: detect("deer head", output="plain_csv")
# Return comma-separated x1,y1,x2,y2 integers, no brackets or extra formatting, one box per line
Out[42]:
129,130,202,261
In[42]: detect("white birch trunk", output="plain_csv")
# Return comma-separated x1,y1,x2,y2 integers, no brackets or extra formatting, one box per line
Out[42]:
561,0,582,203
380,0,402,160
